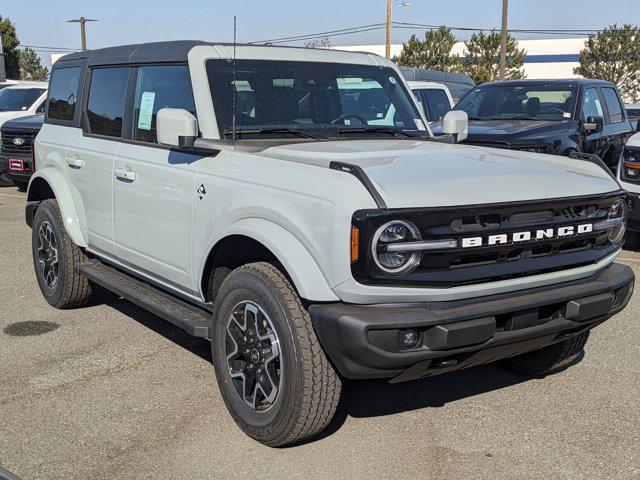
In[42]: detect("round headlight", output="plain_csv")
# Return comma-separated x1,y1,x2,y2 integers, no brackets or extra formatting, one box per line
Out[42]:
607,199,627,243
372,220,422,275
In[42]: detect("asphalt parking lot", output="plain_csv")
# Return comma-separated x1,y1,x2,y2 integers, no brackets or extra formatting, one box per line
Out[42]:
1,186,639,480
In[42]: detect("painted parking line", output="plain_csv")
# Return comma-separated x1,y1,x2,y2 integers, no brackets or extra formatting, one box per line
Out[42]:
0,193,25,198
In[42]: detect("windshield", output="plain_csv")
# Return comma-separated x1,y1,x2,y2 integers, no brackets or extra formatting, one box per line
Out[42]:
206,59,428,140
455,84,577,121
0,88,45,112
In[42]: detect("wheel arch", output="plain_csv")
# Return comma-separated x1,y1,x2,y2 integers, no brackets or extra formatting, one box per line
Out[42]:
199,218,338,303
26,168,87,248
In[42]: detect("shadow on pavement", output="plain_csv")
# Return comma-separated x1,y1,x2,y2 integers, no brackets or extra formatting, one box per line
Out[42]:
91,286,212,363
89,287,540,445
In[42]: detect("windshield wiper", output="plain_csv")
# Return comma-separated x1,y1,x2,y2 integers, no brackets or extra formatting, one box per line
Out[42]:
335,127,418,138
488,114,536,120
223,127,321,140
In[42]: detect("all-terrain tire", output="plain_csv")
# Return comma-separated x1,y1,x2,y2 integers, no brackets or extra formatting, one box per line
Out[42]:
499,332,590,376
210,262,341,447
32,199,93,308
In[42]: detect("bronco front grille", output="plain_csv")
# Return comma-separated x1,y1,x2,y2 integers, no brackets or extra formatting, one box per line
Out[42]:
1,130,36,156
351,193,622,288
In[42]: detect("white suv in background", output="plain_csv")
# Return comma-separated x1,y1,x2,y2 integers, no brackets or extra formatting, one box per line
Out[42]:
0,82,48,127
408,81,455,124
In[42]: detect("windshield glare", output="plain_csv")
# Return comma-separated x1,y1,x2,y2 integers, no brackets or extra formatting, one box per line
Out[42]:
455,84,577,121
0,88,45,112
206,59,428,139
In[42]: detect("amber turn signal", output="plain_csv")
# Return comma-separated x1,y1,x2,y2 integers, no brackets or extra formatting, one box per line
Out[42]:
350,226,359,263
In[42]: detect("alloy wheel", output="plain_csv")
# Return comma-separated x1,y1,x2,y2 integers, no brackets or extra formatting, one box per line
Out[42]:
36,221,59,288
226,301,282,411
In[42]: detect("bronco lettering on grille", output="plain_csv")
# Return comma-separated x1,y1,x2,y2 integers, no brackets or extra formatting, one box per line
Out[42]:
461,223,594,248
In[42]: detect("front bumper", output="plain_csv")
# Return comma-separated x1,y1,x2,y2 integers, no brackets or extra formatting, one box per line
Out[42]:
309,262,634,383
0,154,33,183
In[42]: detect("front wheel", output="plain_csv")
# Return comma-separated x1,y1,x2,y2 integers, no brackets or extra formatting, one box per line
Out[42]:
211,262,341,447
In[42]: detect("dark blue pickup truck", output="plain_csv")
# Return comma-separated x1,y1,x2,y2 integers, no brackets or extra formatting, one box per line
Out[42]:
0,114,43,190
434,79,637,172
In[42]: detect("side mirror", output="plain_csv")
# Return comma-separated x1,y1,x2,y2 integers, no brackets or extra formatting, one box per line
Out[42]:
157,108,198,147
442,110,468,143
583,115,603,134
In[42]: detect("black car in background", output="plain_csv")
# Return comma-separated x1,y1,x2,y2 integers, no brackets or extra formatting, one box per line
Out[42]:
0,114,43,191
435,79,635,171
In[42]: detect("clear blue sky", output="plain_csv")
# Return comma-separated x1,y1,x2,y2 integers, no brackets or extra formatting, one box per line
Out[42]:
4,0,640,63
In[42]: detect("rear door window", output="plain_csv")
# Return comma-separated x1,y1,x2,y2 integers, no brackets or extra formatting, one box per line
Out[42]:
601,87,624,123
86,67,130,138
582,88,604,120
131,65,196,143
48,67,81,121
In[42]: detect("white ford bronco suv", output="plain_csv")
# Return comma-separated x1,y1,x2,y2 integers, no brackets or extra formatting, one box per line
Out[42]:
27,41,634,447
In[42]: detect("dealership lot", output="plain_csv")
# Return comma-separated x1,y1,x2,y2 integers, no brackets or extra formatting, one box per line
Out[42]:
1,187,639,480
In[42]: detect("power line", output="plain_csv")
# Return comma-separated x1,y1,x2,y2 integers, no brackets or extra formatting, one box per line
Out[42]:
17,44,78,52
251,23,387,44
252,22,632,46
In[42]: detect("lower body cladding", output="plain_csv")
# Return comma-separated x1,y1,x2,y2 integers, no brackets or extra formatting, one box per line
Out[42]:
309,263,634,383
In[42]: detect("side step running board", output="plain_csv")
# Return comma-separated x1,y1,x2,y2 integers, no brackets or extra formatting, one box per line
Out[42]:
75,260,211,338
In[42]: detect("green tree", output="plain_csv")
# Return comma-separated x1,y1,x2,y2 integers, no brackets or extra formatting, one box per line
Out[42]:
574,24,640,102
394,26,460,71
19,47,49,81
0,16,20,79
459,30,526,84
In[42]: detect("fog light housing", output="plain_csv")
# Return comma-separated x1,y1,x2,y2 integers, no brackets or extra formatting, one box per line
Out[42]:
400,329,421,349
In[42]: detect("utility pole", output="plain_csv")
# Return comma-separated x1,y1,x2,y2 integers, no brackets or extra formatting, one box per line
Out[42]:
385,0,410,59
499,0,509,79
385,0,392,59
67,17,99,51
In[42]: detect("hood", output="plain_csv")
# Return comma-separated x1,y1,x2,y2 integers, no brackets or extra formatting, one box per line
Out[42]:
433,119,571,144
259,139,619,209
0,114,44,131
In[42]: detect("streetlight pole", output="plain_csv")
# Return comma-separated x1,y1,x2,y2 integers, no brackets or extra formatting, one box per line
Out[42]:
499,0,509,79
67,17,99,51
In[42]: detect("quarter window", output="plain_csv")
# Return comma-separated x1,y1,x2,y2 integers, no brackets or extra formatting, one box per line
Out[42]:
86,67,130,137
132,65,196,143
48,67,81,121
582,88,604,120
601,87,624,123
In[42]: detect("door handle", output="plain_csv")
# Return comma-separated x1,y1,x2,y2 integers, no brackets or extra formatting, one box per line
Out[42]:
66,155,83,168
114,167,136,182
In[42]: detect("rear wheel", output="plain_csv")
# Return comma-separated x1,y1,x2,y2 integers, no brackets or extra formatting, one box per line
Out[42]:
31,199,93,308
211,262,341,447
499,332,590,376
